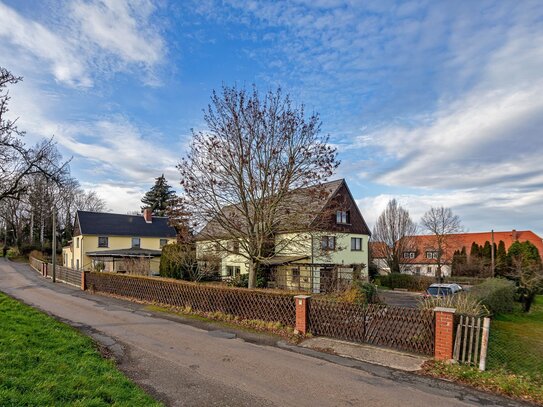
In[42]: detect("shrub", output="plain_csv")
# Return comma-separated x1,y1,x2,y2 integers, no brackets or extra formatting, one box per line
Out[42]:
419,292,489,317
29,250,45,261
229,273,249,287
470,278,516,315
376,273,434,291
6,247,20,258
19,244,39,256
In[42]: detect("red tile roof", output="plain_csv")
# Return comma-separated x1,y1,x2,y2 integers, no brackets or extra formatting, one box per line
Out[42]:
404,230,543,264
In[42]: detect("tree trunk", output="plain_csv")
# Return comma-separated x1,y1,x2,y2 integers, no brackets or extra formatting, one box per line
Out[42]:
248,260,256,289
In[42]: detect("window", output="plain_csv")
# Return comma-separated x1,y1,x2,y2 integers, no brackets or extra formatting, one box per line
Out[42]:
76,237,79,249
415,267,421,275
76,259,80,270
321,236,336,251
292,267,300,283
403,251,415,259
132,237,141,248
98,236,108,248
225,265,240,277
426,251,438,259
427,266,432,274
160,239,168,248
336,210,350,224
351,237,362,251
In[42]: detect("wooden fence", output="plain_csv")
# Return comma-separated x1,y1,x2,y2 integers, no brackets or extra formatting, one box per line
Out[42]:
453,314,490,370
29,256,82,288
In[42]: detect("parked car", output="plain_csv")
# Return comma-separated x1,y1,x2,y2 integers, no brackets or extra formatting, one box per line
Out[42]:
425,283,463,297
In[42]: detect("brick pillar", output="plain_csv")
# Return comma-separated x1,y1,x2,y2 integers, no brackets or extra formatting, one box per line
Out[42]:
434,307,456,361
294,295,310,334
81,271,87,291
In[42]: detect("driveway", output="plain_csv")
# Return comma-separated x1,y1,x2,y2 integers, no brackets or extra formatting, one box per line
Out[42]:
0,258,528,407
378,288,423,308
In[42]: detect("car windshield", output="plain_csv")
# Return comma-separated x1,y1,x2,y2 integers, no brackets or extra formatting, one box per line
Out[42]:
427,287,452,296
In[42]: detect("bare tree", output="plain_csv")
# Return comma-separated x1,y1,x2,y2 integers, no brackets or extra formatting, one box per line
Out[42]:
178,85,339,288
421,206,462,281
0,68,68,203
371,199,417,274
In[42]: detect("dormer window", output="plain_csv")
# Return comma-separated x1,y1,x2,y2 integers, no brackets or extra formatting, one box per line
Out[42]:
426,251,438,259
336,210,350,224
403,251,415,259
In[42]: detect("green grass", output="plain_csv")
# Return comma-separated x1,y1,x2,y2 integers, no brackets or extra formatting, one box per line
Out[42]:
423,295,543,405
487,295,543,379
0,292,162,406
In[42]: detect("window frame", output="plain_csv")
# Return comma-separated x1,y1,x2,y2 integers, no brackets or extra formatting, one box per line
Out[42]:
351,237,362,251
336,210,350,224
131,237,141,249
321,236,336,251
98,236,108,248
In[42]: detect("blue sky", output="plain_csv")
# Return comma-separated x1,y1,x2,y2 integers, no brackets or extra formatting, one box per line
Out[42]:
1,0,542,235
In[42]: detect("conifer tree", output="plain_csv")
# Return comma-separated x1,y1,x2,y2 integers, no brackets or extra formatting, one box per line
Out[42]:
141,174,176,216
495,240,507,276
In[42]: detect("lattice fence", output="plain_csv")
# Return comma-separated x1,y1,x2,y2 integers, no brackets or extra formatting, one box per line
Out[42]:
86,272,296,326
309,299,435,355
29,256,81,288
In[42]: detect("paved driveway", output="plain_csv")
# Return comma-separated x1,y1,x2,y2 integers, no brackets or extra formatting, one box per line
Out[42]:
0,258,528,407
378,289,423,308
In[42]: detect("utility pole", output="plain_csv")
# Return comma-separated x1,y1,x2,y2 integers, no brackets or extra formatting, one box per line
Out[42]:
490,229,495,277
52,207,56,283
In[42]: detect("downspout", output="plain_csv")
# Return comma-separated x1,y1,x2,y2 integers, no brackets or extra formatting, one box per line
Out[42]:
80,236,84,271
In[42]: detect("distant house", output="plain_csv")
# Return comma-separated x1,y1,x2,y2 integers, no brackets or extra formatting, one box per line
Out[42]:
369,242,391,275
62,209,177,274
195,179,371,293
382,230,543,277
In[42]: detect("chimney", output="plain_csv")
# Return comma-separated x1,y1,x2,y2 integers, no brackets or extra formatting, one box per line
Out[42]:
512,229,518,241
143,208,152,223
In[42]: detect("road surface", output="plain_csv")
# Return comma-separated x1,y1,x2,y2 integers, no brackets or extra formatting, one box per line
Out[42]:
0,258,528,407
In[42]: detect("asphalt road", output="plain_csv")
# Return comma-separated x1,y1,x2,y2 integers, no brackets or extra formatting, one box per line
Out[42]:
0,258,529,407
378,289,423,308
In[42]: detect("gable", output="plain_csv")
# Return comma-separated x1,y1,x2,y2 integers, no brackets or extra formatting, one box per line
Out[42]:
312,181,371,235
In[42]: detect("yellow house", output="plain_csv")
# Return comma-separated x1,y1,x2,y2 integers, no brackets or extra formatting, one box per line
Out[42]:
195,179,371,293
62,209,177,275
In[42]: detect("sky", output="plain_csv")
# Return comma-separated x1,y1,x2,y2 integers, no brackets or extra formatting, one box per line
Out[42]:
1,0,542,236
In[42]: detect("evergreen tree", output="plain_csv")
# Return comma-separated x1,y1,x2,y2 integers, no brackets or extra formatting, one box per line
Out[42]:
141,174,176,216
495,240,507,276
482,241,492,259
470,242,480,258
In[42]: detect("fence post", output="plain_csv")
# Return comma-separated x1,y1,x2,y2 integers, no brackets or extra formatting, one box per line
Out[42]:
81,271,87,291
478,317,491,371
434,307,456,361
294,295,311,334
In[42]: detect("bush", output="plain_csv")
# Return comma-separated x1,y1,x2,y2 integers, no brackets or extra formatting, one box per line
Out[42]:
6,247,20,258
470,278,516,315
376,273,434,291
19,244,39,256
342,281,378,304
159,243,196,280
29,250,45,261
229,273,249,288
419,292,489,317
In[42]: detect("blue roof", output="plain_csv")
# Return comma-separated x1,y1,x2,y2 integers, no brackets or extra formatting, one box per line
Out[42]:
76,210,177,238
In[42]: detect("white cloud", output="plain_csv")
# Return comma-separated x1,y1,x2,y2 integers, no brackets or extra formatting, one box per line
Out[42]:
357,188,543,235
0,0,165,88
81,181,145,213
71,0,164,65
0,2,90,87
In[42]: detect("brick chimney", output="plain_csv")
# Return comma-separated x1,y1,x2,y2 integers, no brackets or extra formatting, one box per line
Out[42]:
512,229,518,241
143,208,152,223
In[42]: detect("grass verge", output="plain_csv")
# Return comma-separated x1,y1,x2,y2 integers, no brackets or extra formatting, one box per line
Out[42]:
422,295,543,405
0,292,162,406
